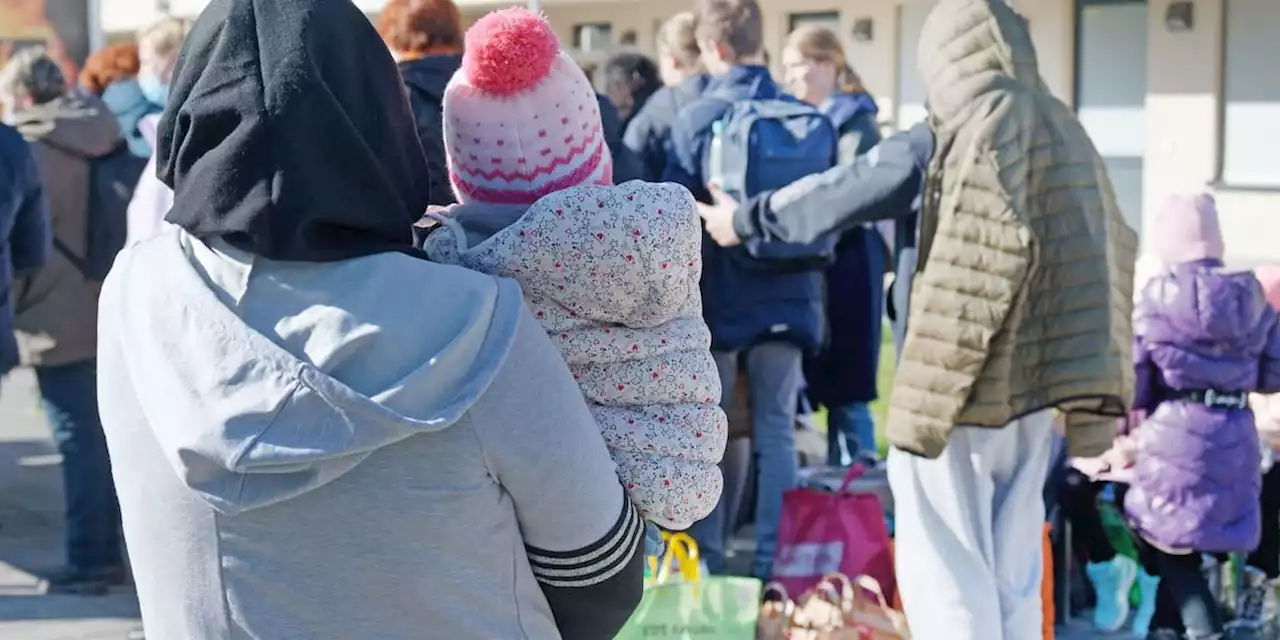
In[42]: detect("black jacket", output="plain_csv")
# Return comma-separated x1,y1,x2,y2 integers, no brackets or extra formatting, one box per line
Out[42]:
399,54,462,207
0,124,49,375
596,93,642,184
806,93,887,406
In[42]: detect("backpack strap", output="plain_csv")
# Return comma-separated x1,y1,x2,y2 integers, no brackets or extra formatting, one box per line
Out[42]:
38,137,115,281
52,237,93,280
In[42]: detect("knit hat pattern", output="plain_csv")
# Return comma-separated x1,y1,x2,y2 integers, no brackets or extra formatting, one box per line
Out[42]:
1149,192,1224,265
442,8,611,205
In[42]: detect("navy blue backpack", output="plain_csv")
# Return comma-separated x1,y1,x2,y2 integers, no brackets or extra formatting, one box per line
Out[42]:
708,91,840,271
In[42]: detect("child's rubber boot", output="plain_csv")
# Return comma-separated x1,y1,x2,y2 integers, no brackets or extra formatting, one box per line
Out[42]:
1087,555,1139,632
1133,569,1162,637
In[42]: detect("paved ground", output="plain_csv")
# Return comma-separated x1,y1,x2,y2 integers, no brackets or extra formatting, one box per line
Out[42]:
0,366,1112,639
0,369,140,639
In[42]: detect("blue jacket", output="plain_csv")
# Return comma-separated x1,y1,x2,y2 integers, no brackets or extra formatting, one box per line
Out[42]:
0,124,51,375
663,66,825,353
623,74,709,182
805,93,886,406
101,79,163,159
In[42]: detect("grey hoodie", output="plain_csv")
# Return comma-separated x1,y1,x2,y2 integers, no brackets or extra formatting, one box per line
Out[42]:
98,229,644,639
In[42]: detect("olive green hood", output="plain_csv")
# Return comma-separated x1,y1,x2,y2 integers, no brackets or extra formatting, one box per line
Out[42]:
916,0,1044,125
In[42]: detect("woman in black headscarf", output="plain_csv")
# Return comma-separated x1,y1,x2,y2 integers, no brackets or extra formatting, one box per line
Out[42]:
95,1,645,637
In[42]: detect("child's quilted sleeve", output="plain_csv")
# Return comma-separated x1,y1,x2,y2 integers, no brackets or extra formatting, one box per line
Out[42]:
542,182,728,530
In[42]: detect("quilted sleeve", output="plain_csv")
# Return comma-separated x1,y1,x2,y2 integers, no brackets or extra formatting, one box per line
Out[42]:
556,182,727,530
886,105,1035,458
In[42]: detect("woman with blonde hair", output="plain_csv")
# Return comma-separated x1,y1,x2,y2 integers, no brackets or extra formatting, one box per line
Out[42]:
124,16,191,246
135,16,190,108
780,24,889,468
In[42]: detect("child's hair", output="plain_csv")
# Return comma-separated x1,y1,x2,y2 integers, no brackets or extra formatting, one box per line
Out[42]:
785,25,864,94
656,12,702,72
693,0,763,61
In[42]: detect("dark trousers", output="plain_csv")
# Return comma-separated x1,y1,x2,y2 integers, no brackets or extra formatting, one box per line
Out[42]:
1137,542,1224,638
36,360,123,570
1058,467,1118,564
1248,464,1280,579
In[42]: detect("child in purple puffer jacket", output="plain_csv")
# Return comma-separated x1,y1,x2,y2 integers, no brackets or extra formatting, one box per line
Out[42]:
1124,193,1280,640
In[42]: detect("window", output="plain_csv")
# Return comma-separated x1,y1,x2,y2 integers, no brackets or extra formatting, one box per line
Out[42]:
1221,0,1280,187
572,23,613,55
788,11,840,34
895,3,931,130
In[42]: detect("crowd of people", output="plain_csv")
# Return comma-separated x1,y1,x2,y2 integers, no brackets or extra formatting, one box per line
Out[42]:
0,0,1277,638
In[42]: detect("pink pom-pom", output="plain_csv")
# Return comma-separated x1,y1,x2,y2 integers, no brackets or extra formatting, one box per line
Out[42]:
463,8,559,96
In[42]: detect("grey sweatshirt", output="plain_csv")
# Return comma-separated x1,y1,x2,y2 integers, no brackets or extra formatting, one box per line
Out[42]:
97,229,643,639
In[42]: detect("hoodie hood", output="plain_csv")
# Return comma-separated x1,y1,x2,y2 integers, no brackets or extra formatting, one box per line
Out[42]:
100,79,163,158
159,0,432,263
916,0,1043,125
1138,261,1272,350
15,93,122,158
108,230,521,514
823,91,879,130
398,54,461,106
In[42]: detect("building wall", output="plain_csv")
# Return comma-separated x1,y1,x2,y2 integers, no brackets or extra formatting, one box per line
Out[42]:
97,0,1280,264
1143,0,1278,266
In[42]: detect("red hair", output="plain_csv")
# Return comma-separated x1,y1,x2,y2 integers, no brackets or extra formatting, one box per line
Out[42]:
78,43,140,96
377,0,464,59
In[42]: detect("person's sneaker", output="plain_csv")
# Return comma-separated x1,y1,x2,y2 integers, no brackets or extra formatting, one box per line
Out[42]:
40,565,128,596
1133,569,1162,637
851,452,882,469
1088,555,1139,632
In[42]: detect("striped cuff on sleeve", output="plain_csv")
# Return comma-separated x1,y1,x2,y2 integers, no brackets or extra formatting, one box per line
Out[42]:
526,500,644,588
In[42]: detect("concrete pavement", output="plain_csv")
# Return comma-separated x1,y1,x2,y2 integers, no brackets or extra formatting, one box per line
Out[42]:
0,369,140,639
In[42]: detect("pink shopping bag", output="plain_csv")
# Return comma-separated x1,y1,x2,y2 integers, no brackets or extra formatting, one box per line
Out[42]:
771,465,895,601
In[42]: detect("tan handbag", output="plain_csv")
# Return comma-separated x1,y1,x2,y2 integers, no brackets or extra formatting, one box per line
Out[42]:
757,574,910,640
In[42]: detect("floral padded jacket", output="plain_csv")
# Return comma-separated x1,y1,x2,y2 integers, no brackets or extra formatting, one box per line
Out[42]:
423,181,727,530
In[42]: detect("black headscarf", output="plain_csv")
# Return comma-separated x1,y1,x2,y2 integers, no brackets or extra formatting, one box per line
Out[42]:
159,0,432,262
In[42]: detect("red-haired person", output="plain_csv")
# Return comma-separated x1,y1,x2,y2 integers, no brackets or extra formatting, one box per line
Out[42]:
377,0,463,206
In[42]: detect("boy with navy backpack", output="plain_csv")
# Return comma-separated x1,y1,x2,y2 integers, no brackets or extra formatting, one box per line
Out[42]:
663,0,837,580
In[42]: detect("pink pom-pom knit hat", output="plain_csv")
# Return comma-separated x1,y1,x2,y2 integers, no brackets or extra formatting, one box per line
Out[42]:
442,8,612,205
1149,192,1224,265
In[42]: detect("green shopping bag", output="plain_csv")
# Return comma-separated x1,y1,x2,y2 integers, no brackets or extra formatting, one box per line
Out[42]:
616,533,762,639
